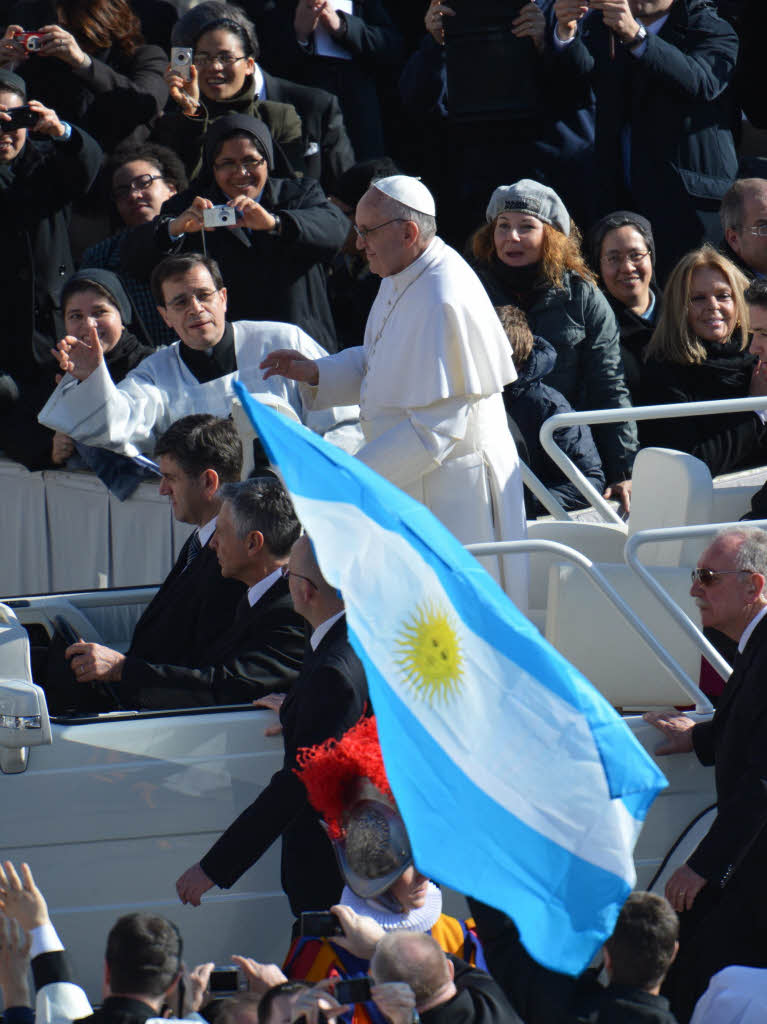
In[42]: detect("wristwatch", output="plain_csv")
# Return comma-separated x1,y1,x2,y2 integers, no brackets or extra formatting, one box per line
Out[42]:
625,23,647,50
269,214,282,237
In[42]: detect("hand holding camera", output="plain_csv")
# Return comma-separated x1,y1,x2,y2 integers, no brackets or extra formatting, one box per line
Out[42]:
227,195,278,233
35,25,90,68
167,49,200,114
328,905,385,960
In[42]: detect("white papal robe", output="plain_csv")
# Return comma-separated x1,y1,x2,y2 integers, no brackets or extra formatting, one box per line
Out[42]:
39,320,361,458
303,236,528,610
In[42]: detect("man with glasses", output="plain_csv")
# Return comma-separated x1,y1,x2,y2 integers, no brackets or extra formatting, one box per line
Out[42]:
645,526,767,1019
176,532,369,915
39,252,360,458
720,178,767,282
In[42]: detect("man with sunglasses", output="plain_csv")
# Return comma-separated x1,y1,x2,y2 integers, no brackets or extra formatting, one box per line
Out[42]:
645,526,767,1020
176,532,368,916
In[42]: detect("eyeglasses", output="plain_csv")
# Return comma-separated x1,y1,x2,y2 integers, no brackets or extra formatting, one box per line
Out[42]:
354,217,405,241
193,53,247,67
690,568,752,586
281,567,318,590
164,288,220,312
602,250,650,268
113,173,164,199
213,156,266,174
748,225,767,237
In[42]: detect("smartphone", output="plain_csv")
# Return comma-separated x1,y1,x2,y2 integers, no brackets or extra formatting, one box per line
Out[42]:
171,46,193,81
299,911,343,937
209,966,239,995
5,105,37,128
334,978,372,1004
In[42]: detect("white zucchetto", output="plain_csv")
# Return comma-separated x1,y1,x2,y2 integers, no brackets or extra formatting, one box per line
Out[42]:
371,175,436,217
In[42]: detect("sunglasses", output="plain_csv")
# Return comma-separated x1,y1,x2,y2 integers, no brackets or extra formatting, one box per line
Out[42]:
690,568,751,586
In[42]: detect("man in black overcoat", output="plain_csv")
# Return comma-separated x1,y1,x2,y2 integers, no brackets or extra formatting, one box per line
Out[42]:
646,526,767,1021
175,532,368,915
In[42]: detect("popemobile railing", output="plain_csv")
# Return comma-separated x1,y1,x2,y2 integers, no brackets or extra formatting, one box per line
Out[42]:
537,395,767,524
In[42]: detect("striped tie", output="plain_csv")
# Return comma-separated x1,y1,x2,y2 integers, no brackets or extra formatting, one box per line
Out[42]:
183,530,202,572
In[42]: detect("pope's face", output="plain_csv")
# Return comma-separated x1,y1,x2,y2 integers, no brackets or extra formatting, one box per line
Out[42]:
354,191,411,278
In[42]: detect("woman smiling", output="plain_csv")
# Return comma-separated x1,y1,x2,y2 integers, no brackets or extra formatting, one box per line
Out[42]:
642,246,763,476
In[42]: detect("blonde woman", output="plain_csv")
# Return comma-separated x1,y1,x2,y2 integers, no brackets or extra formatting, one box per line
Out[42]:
642,245,760,476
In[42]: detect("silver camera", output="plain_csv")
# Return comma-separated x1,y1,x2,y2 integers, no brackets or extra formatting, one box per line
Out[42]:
171,46,193,80
203,205,240,228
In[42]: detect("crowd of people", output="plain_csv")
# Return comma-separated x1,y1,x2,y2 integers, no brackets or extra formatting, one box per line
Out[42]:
2,0,767,1022
0,0,765,519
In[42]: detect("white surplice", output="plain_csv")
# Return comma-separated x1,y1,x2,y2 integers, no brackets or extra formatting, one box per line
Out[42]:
304,236,528,609
39,320,361,458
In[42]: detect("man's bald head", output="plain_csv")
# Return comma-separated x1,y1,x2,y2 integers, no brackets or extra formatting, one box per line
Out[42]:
287,534,344,627
370,932,453,1007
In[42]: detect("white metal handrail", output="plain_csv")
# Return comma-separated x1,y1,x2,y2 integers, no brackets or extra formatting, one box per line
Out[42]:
539,395,767,525
625,520,767,685
519,460,570,521
467,538,713,712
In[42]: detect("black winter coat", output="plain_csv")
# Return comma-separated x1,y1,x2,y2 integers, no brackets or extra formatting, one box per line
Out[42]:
0,126,102,381
505,336,605,514
602,288,661,405
258,0,404,158
9,0,168,152
262,70,356,194
642,337,766,477
552,0,739,281
121,175,348,352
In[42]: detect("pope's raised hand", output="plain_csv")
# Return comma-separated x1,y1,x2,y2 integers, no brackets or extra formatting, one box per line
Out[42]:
260,349,319,385
53,322,103,381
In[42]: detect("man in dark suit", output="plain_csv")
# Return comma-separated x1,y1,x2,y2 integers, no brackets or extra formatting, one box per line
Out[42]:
646,527,767,1021
64,414,245,682
175,533,368,916
68,478,305,710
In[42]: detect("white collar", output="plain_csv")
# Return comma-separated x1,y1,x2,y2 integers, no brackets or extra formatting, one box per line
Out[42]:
310,610,345,650
198,515,217,548
738,603,767,654
340,882,443,933
247,566,284,607
253,63,266,100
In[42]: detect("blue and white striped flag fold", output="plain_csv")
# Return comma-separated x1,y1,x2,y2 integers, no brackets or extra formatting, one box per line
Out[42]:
235,382,667,976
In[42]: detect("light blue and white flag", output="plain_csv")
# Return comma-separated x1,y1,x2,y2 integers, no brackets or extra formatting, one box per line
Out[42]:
235,382,667,976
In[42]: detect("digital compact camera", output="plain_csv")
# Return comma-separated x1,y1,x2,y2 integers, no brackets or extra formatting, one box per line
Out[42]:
14,31,44,52
202,205,241,228
170,46,193,80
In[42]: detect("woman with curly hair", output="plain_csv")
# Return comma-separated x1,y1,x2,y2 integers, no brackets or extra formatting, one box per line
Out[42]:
642,246,763,477
0,0,168,152
471,180,637,512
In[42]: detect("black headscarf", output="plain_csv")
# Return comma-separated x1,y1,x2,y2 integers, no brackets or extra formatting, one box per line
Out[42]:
587,210,656,280
63,268,133,324
203,113,274,171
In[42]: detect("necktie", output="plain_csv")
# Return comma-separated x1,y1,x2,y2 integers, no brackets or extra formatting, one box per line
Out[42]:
183,530,202,572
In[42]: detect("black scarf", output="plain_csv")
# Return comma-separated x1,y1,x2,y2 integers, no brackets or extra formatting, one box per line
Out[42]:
487,257,544,311
179,321,237,383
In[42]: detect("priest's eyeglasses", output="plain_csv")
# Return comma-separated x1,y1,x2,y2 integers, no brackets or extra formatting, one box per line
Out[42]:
282,567,318,590
354,217,405,240
690,568,752,586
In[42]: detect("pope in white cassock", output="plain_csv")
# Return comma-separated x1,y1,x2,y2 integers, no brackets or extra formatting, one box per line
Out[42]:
261,175,528,608
38,255,360,458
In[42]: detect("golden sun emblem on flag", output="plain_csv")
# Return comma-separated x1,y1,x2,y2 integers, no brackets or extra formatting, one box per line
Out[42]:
394,601,464,705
